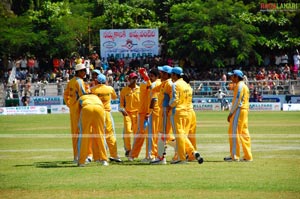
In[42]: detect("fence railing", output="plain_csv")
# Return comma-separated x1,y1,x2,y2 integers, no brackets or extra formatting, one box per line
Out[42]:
190,79,299,97
3,79,300,100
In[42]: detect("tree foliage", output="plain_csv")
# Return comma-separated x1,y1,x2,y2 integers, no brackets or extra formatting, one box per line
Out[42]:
168,0,260,66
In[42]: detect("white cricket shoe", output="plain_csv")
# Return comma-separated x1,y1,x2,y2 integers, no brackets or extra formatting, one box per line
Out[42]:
150,157,167,165
128,157,134,162
101,161,109,166
95,160,109,166
109,157,122,163
85,156,93,163
224,156,240,162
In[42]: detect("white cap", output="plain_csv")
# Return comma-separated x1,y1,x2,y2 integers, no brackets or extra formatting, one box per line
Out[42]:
75,64,86,71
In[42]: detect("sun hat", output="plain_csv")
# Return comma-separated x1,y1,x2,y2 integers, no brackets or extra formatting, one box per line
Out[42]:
75,64,86,71
171,66,183,75
233,69,244,78
158,65,172,74
92,69,101,75
97,74,106,83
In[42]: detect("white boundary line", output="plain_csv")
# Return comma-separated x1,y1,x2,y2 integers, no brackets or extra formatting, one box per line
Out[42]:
0,134,299,138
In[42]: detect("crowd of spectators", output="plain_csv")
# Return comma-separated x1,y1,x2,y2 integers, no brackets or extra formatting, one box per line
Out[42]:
1,50,299,102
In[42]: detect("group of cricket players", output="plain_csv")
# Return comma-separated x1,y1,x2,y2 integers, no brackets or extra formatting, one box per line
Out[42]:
63,63,252,167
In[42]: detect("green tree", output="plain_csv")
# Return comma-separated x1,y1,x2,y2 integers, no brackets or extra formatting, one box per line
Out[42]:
27,1,71,30
239,7,300,54
48,15,88,58
168,0,259,67
0,16,46,58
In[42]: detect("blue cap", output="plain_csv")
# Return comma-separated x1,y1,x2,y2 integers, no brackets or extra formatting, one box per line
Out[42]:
171,66,183,75
158,65,172,74
92,69,101,75
97,74,106,83
233,70,244,78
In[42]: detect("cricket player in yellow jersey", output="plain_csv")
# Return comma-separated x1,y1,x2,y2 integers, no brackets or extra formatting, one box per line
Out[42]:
83,69,102,162
91,73,122,162
150,65,174,164
119,72,140,157
225,69,253,162
146,69,161,160
128,76,150,161
63,64,89,162
169,67,203,164
137,68,161,162
77,94,107,166
182,74,198,161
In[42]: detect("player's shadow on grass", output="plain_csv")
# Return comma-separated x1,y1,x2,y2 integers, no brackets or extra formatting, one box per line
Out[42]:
15,161,78,168
203,160,226,163
34,161,78,168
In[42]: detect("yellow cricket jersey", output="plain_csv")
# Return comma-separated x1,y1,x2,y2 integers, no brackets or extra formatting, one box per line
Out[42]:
151,80,164,108
79,94,104,108
151,78,172,108
230,81,250,114
163,79,173,107
186,84,194,111
63,76,88,107
149,79,161,113
169,78,188,111
91,84,117,112
120,85,140,113
139,82,150,114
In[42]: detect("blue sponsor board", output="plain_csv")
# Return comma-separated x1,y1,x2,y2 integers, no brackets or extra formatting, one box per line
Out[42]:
21,96,64,109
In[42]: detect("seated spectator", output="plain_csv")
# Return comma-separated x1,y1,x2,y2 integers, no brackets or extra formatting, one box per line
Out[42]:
200,83,212,96
256,71,265,81
271,71,279,80
262,81,271,94
21,93,30,106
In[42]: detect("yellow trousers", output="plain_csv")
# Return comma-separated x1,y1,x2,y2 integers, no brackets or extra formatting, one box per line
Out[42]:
185,110,197,160
69,102,80,160
77,104,106,164
88,112,118,159
104,111,118,158
171,110,196,161
147,111,159,158
130,113,147,158
123,111,138,152
228,108,253,160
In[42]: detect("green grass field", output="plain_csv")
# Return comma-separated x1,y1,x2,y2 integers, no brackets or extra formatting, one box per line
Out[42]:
0,111,299,199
